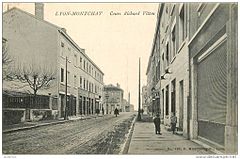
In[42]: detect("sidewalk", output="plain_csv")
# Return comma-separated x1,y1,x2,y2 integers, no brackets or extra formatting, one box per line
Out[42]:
2,114,105,133
127,121,215,155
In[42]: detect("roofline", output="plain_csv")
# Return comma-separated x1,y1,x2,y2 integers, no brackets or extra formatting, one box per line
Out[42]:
3,7,62,30
146,3,164,75
104,85,123,92
58,30,104,75
3,7,104,76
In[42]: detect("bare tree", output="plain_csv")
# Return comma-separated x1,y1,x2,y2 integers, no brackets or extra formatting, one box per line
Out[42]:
8,62,56,107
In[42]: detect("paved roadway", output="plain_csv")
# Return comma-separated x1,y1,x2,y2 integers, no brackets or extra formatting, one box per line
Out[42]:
3,112,136,154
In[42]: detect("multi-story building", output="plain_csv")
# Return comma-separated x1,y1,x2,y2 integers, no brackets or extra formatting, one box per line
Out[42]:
147,2,237,154
188,3,237,154
146,51,159,116
103,83,124,114
157,3,190,136
3,3,104,120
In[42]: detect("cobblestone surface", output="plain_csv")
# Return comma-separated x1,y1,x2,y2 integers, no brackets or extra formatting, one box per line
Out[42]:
2,112,136,154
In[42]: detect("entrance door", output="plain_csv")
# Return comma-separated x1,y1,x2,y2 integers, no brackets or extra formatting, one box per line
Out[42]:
79,96,82,115
171,79,176,115
179,80,184,130
60,94,65,118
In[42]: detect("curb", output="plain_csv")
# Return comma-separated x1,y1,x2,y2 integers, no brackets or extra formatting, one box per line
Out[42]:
119,115,137,154
3,115,104,134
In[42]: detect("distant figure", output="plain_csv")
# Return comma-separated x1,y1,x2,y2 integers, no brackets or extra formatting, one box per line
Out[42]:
102,108,104,115
96,109,100,116
153,114,161,135
170,113,177,134
141,109,144,114
114,108,119,117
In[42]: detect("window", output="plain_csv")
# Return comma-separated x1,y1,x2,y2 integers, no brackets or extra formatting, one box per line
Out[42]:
67,71,70,84
61,42,65,57
74,75,77,87
83,60,86,70
61,68,64,82
86,62,88,72
179,4,185,44
171,26,176,59
83,79,86,89
79,57,82,68
89,82,91,92
166,42,169,66
166,85,169,115
74,54,77,66
80,76,82,88
171,79,176,114
89,65,91,74
162,53,165,72
86,80,88,91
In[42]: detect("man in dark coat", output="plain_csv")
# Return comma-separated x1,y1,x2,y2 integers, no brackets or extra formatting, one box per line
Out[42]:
170,113,177,134
114,108,119,117
153,114,161,135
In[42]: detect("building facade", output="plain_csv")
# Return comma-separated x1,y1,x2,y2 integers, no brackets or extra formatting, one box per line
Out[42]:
188,3,237,154
147,2,237,154
3,4,104,120
142,85,148,114
103,84,124,114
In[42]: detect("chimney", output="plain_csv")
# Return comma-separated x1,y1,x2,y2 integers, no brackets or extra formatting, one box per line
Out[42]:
116,83,120,88
35,3,44,20
61,28,67,33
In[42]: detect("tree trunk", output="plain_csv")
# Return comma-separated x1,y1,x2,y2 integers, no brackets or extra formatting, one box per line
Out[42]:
33,89,37,108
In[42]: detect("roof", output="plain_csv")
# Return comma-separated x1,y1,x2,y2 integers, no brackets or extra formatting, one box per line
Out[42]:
3,7,104,75
2,80,51,96
104,84,123,92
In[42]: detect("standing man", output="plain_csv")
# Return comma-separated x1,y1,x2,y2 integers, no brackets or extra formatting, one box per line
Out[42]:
170,113,177,134
153,113,161,135
114,108,119,117
102,107,104,115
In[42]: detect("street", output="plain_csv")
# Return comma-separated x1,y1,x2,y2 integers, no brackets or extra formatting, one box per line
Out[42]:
2,112,136,154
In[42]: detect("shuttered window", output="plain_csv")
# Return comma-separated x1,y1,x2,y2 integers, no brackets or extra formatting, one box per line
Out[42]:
197,41,227,124
197,39,227,146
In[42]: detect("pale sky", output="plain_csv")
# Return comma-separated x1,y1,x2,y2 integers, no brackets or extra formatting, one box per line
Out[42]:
3,3,159,110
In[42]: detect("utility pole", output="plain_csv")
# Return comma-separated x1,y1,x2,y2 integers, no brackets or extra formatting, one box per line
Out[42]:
138,57,141,121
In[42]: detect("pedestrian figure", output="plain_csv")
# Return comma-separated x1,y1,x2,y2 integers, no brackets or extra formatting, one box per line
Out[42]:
153,113,161,135
170,113,177,134
114,108,119,117
102,107,104,115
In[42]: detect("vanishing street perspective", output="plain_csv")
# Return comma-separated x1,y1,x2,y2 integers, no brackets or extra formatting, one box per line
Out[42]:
2,2,238,156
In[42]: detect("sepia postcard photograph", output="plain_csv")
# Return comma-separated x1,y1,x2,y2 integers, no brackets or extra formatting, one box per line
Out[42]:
1,1,238,159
